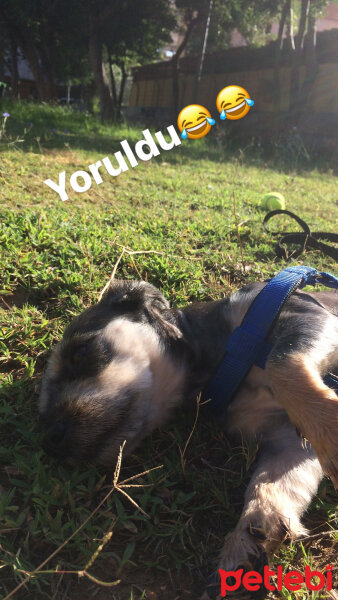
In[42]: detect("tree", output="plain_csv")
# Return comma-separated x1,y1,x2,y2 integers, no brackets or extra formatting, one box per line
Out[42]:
182,0,281,54
0,0,176,119
271,0,330,129
0,0,89,101
89,0,176,121
289,0,311,120
170,1,206,113
170,0,281,111
273,0,290,135
289,0,328,124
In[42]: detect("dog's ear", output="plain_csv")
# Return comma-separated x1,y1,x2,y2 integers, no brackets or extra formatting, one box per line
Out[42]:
100,279,169,310
100,279,182,340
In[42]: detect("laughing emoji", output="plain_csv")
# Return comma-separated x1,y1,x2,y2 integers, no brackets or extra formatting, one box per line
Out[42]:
177,104,215,139
216,86,254,120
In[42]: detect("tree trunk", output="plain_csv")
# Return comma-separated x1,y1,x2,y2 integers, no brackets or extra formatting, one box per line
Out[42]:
0,11,47,100
117,61,127,119
171,15,200,114
195,0,214,99
18,37,48,100
9,34,19,99
298,8,318,121
272,0,289,138
107,57,127,122
108,53,118,106
39,31,57,99
289,0,311,124
107,53,120,122
284,1,295,52
1,1,58,101
42,61,56,99
89,5,114,122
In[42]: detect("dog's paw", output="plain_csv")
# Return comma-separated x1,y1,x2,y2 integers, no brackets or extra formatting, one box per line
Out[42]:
218,524,266,572
201,565,268,600
201,525,269,599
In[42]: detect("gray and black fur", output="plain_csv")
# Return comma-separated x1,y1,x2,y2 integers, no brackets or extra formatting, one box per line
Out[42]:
39,278,338,599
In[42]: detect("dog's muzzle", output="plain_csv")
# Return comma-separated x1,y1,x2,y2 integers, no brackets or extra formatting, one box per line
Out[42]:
42,419,72,460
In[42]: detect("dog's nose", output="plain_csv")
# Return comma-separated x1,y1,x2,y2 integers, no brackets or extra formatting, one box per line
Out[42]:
49,421,67,443
43,420,70,459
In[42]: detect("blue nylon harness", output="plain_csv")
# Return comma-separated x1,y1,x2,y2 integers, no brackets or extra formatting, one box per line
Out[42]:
202,266,338,415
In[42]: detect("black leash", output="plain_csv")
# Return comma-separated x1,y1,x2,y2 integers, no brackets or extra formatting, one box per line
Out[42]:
263,210,338,261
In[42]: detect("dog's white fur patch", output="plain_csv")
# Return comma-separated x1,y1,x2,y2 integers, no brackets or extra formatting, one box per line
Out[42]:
101,318,185,429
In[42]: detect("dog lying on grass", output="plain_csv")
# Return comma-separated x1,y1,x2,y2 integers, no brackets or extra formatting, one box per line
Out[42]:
39,278,338,598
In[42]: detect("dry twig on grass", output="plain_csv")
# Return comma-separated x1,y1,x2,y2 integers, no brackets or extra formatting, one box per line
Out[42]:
3,442,163,600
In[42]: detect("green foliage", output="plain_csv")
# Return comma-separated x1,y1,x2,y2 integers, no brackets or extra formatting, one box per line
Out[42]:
178,0,332,54
0,0,90,85
181,0,282,54
102,0,176,66
0,0,176,110
0,102,337,599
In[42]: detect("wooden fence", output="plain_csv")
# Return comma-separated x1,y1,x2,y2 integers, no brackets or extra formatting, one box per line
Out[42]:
128,31,338,148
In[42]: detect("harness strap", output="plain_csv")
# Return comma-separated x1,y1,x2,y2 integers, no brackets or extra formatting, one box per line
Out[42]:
324,373,338,391
202,266,338,415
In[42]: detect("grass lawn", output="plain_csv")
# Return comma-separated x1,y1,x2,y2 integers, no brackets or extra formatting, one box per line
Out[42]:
0,101,337,600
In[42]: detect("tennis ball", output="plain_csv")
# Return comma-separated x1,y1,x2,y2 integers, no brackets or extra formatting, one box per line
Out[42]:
261,192,286,211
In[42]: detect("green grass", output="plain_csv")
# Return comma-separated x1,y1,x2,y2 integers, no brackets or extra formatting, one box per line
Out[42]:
0,101,337,600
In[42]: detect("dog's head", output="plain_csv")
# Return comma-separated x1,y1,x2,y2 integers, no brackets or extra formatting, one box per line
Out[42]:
39,280,185,468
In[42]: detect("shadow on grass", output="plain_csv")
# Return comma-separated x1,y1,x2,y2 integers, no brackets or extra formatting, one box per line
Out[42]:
1,99,337,174
1,281,88,325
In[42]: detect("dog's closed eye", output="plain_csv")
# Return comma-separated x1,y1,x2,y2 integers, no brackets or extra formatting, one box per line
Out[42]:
71,344,88,364
61,336,115,380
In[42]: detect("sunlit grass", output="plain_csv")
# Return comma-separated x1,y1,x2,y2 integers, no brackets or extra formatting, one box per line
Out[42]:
0,101,337,600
